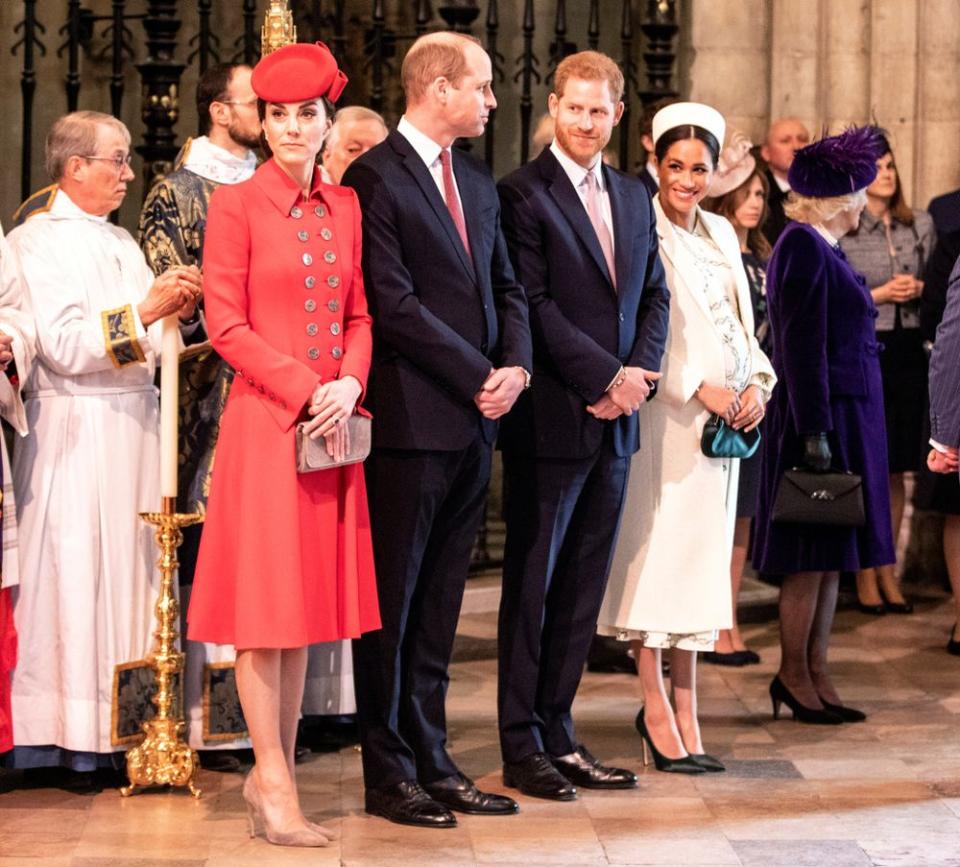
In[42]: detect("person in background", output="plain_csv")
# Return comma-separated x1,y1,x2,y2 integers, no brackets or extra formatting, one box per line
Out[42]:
187,42,381,847
300,103,387,747
702,132,772,667
760,117,810,245
928,186,960,237
138,61,260,772
0,222,35,757
752,125,893,725
598,102,775,774
921,229,960,655
5,111,201,788
636,97,679,199
320,106,388,185
840,135,936,615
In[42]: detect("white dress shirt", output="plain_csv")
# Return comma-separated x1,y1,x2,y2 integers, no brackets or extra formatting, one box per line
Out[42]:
397,116,465,214
549,140,615,254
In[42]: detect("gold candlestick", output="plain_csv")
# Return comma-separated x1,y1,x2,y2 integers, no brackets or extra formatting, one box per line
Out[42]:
262,0,297,56
121,497,203,798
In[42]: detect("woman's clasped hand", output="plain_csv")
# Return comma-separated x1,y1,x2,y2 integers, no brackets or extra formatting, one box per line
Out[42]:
303,376,363,461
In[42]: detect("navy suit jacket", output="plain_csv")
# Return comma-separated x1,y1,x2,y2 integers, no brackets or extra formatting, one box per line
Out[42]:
342,130,532,451
496,148,670,459
929,252,960,447
929,188,960,237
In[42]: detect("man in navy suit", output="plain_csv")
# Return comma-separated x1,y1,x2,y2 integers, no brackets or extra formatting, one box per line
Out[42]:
496,51,670,800
929,187,960,237
927,255,960,474
343,32,532,828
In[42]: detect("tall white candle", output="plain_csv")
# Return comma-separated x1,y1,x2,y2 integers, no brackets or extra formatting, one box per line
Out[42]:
160,314,179,499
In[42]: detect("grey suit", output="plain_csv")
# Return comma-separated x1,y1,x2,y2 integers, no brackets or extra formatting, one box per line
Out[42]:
928,254,960,447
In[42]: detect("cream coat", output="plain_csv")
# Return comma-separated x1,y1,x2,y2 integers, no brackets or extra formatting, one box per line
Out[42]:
598,199,775,640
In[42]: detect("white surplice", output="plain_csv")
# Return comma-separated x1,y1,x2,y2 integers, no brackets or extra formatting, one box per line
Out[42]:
0,225,35,592
6,190,164,754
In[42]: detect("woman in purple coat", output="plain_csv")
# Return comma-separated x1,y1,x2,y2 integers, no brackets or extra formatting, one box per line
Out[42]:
752,126,895,724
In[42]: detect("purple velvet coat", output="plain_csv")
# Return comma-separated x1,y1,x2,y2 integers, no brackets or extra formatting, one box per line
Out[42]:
752,223,895,575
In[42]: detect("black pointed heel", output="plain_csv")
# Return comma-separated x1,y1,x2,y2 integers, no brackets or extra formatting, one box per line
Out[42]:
819,699,866,723
634,708,705,775
769,677,843,725
689,753,725,772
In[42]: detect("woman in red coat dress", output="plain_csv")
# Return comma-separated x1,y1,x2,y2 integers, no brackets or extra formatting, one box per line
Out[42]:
187,42,380,847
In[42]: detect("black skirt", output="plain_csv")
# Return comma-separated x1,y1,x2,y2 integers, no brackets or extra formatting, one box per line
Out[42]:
877,328,927,474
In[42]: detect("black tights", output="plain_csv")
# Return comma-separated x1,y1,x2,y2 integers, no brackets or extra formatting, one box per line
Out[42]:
777,571,842,708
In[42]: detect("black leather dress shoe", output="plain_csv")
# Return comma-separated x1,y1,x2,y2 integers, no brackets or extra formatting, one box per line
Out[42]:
586,634,637,674
503,752,577,801
365,780,457,828
551,744,638,789
424,772,519,815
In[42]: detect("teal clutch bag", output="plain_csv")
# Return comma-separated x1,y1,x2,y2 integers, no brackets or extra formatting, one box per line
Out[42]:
700,414,761,459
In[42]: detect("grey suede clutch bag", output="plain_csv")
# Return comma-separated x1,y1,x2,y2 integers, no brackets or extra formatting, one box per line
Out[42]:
295,413,372,472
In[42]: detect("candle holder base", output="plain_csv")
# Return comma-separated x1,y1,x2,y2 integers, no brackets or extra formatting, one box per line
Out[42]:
120,502,203,799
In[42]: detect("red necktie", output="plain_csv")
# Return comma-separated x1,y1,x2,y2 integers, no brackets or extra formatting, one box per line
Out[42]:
439,148,472,261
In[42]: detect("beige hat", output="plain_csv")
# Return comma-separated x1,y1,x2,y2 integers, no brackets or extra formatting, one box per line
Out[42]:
651,101,726,149
707,131,756,198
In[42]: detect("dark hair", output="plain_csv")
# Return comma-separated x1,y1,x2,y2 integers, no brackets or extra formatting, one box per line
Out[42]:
639,98,679,139
257,97,335,161
654,124,721,167
196,64,245,136
704,168,773,261
847,134,914,235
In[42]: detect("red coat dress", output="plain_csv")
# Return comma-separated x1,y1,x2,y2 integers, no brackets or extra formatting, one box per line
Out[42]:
187,159,381,649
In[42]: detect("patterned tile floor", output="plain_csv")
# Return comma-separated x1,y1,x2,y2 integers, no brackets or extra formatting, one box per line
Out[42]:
2,593,959,866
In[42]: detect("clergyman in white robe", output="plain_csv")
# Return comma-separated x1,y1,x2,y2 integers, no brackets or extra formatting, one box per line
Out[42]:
6,189,167,763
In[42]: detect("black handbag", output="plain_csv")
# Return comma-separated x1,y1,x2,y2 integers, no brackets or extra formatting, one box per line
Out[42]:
700,414,761,459
771,468,865,527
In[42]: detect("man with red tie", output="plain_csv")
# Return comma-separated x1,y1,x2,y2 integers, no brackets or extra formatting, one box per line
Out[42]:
342,32,532,828
495,51,670,800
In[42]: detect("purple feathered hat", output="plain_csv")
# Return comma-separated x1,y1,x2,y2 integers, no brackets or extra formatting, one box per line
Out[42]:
787,125,886,198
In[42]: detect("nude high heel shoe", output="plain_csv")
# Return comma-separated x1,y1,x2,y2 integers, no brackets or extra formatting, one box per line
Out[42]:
242,770,330,848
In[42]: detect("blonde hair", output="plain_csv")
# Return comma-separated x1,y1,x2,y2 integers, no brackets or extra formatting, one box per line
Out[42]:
554,50,624,103
531,113,554,154
783,188,867,225
45,111,129,181
325,105,387,152
401,32,482,104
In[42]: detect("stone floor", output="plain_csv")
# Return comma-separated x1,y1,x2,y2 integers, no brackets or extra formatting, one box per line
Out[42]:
2,593,959,867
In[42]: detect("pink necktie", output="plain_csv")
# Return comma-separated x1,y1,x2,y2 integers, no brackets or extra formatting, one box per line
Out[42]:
440,148,472,261
584,170,616,288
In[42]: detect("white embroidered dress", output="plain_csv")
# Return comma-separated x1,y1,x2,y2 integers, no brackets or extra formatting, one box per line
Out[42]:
598,202,775,651
7,190,164,754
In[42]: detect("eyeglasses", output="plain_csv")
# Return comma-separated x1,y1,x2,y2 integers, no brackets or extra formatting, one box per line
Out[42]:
82,154,133,172
218,97,258,107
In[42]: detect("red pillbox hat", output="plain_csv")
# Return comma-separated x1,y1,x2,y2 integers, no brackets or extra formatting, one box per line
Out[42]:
251,41,348,104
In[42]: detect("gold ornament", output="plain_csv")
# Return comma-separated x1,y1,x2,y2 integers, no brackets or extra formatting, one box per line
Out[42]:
121,498,204,799
262,0,298,57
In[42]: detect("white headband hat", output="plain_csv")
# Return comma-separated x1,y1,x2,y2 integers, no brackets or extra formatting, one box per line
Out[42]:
651,101,726,151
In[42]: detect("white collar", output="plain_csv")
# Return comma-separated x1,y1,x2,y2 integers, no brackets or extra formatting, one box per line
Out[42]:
182,135,257,185
550,140,605,193
397,116,445,169
772,171,791,193
811,223,839,247
50,188,109,223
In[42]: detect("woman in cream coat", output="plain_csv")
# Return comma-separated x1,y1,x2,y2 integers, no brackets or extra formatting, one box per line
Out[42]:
597,103,775,773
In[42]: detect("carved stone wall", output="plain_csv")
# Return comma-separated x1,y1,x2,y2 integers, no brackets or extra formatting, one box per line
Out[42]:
684,0,960,209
